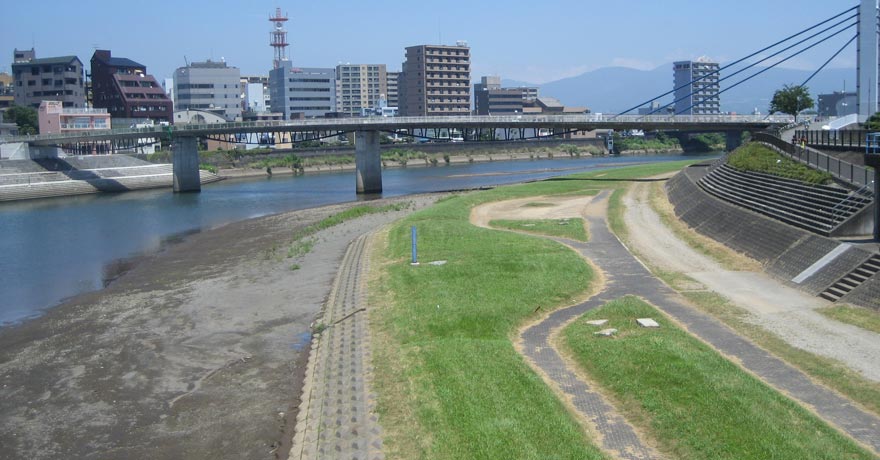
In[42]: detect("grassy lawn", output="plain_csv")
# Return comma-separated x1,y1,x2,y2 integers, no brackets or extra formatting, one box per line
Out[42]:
490,218,588,242
369,160,697,459
727,142,833,184
563,297,875,460
818,305,880,335
614,181,880,419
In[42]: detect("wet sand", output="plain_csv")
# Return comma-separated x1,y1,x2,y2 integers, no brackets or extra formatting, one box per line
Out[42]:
0,194,441,460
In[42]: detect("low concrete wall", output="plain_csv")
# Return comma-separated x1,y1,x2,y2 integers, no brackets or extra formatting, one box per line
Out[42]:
667,166,879,309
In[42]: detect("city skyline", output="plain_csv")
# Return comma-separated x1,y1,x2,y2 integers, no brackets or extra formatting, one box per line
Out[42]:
3,0,857,85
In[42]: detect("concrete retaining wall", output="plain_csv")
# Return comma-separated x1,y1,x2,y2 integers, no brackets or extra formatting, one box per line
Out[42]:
667,166,879,310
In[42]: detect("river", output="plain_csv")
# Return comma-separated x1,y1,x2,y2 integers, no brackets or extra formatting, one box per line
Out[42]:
0,153,715,325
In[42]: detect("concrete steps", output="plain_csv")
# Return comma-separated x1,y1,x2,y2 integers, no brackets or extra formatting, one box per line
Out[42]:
698,164,873,237
0,168,221,202
819,255,880,302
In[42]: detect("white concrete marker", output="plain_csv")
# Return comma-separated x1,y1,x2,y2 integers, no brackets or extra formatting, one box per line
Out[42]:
586,319,609,326
636,318,660,328
792,243,852,284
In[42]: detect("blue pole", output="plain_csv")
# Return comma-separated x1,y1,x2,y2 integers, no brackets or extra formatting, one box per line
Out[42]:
411,226,418,265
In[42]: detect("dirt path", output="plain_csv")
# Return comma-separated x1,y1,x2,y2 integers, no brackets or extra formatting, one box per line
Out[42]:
0,194,439,460
622,179,880,382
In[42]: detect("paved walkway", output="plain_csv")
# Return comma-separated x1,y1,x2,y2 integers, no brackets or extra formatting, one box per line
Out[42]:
519,190,880,457
289,233,384,460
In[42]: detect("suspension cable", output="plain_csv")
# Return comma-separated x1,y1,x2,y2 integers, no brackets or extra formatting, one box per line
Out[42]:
676,30,859,115
644,17,857,117
800,34,858,88
612,5,859,117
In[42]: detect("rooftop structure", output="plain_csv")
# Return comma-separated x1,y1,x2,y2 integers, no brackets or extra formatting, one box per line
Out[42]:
270,8,290,70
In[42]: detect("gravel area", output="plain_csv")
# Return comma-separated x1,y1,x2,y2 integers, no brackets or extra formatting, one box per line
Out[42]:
622,179,880,383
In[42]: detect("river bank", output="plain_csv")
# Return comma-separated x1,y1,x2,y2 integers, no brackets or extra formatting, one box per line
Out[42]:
0,194,441,460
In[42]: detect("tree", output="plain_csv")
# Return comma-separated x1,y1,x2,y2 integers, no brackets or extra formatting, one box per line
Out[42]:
769,84,814,123
864,112,880,131
4,105,39,135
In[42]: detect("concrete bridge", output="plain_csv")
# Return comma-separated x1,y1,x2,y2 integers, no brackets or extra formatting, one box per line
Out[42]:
2,114,791,194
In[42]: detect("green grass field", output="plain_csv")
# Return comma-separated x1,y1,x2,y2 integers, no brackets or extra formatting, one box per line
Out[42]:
727,142,833,184
818,305,880,335
563,297,874,460
489,218,588,242
370,161,696,459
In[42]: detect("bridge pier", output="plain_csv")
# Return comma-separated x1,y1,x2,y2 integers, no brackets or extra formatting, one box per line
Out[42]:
355,130,382,194
172,137,201,193
725,131,743,152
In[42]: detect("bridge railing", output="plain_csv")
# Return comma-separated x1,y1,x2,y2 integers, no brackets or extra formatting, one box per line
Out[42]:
3,114,794,144
754,132,875,192
795,129,869,150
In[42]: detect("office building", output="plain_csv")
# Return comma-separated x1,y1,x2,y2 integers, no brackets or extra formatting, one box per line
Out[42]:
474,76,538,115
818,91,857,117
90,50,172,123
38,100,110,134
269,62,336,119
399,42,470,116
174,60,242,121
336,64,387,116
11,49,86,109
673,58,720,115
241,75,271,112
385,71,399,108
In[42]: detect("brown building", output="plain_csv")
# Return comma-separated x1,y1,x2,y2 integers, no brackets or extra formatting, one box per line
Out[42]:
0,72,13,109
90,50,172,123
11,49,86,109
399,43,470,116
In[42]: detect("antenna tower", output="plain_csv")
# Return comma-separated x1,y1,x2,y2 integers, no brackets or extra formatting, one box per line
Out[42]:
269,8,289,69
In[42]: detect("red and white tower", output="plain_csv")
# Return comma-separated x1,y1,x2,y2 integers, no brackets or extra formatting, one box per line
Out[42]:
269,8,289,69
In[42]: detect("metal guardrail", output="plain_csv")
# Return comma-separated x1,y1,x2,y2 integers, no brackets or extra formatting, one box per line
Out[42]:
753,132,875,193
794,129,870,150
4,114,795,144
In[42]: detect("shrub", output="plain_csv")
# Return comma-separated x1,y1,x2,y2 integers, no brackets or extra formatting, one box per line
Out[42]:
727,143,833,184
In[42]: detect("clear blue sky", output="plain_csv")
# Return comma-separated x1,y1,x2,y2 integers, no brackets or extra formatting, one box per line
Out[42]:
2,0,859,84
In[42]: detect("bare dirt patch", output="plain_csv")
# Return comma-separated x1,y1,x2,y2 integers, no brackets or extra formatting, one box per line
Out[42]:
470,195,595,229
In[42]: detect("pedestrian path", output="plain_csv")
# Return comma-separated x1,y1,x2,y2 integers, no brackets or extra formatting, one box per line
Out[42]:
289,233,384,460
519,190,880,457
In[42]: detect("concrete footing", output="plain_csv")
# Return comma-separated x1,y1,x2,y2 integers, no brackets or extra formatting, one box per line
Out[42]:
355,130,382,194
172,137,201,193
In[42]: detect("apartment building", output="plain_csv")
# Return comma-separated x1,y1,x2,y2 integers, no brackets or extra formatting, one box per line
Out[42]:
90,50,172,123
11,49,86,109
336,64,387,116
385,71,399,108
399,43,470,116
38,100,110,134
673,58,720,115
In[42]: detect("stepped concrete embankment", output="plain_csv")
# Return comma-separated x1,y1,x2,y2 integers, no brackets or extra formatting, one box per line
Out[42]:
0,155,222,202
667,165,879,309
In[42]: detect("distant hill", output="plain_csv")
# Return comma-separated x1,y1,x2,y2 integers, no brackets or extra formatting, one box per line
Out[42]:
504,64,855,115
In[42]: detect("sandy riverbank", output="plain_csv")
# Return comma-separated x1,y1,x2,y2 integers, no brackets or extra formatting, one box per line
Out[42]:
0,194,441,459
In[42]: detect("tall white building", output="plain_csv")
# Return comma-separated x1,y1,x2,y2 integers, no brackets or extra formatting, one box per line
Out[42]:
673,58,720,115
173,60,242,121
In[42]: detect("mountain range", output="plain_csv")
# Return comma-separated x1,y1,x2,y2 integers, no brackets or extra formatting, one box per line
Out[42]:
502,64,856,115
